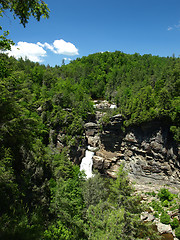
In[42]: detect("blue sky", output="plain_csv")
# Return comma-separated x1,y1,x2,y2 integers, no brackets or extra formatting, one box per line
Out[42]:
1,0,180,66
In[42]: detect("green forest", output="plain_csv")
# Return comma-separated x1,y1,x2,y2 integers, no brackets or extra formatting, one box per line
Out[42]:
1,1,180,239
61,51,180,140
0,50,180,239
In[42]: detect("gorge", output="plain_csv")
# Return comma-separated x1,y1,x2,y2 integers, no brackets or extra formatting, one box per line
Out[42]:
78,101,180,239
77,101,180,187
1,52,180,239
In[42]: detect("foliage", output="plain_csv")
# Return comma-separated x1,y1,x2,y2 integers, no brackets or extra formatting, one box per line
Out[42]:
43,220,72,240
175,226,180,239
150,188,179,229
162,200,169,207
1,50,179,239
0,0,50,26
158,188,174,202
0,0,50,50
170,218,179,229
0,27,14,50
108,165,135,210
150,200,163,213
154,212,159,218
160,212,171,225
60,51,180,142
84,166,159,240
82,171,108,209
49,164,85,239
146,191,156,197
86,201,125,240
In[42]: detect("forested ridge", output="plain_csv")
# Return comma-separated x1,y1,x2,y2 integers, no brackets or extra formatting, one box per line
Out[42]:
0,51,180,239
61,51,180,141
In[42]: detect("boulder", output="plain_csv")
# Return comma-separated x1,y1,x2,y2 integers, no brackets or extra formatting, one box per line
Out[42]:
156,222,172,234
87,135,100,147
93,156,104,170
110,114,123,122
84,122,98,129
85,129,98,136
150,141,163,152
107,164,120,178
141,212,155,222
87,146,99,152
124,132,138,143
94,100,111,109
104,159,112,169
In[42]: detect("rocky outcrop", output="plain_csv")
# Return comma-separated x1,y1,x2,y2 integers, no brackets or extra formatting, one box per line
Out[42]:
117,121,179,183
140,212,179,240
84,122,100,148
93,100,117,110
51,100,180,186
83,102,180,240
85,115,180,185
50,129,86,165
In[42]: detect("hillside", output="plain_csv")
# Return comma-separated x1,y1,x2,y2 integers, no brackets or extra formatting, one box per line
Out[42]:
0,52,180,239
61,51,180,142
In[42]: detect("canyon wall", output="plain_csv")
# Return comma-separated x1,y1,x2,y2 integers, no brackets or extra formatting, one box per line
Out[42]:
52,100,180,187
85,114,180,186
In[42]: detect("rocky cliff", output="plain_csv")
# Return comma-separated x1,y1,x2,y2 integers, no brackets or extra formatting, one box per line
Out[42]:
52,101,180,239
84,106,180,189
52,100,180,188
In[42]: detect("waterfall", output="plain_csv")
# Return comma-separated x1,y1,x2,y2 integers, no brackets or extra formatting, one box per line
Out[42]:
80,150,94,179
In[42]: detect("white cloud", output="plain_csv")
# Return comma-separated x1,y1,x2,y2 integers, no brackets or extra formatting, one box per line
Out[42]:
6,41,46,62
4,39,79,63
167,21,180,31
64,57,72,61
167,26,173,31
37,42,54,51
52,39,79,56
38,39,79,56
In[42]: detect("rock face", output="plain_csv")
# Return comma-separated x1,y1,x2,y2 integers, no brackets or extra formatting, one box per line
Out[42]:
52,101,180,186
50,129,86,165
84,122,100,147
156,222,172,234
85,116,180,184
83,102,180,240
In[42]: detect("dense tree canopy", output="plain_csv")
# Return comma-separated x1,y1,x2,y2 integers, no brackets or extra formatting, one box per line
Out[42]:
60,51,180,142
0,50,179,239
0,1,179,238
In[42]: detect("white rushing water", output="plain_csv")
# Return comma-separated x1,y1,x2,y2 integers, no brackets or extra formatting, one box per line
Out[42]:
80,150,94,179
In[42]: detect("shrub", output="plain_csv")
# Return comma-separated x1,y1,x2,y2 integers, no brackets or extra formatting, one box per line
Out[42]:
175,226,180,239
170,218,179,229
43,220,72,240
169,200,178,211
151,191,156,197
146,191,156,197
151,200,163,213
162,200,169,207
160,212,170,225
158,188,174,202
154,212,159,218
